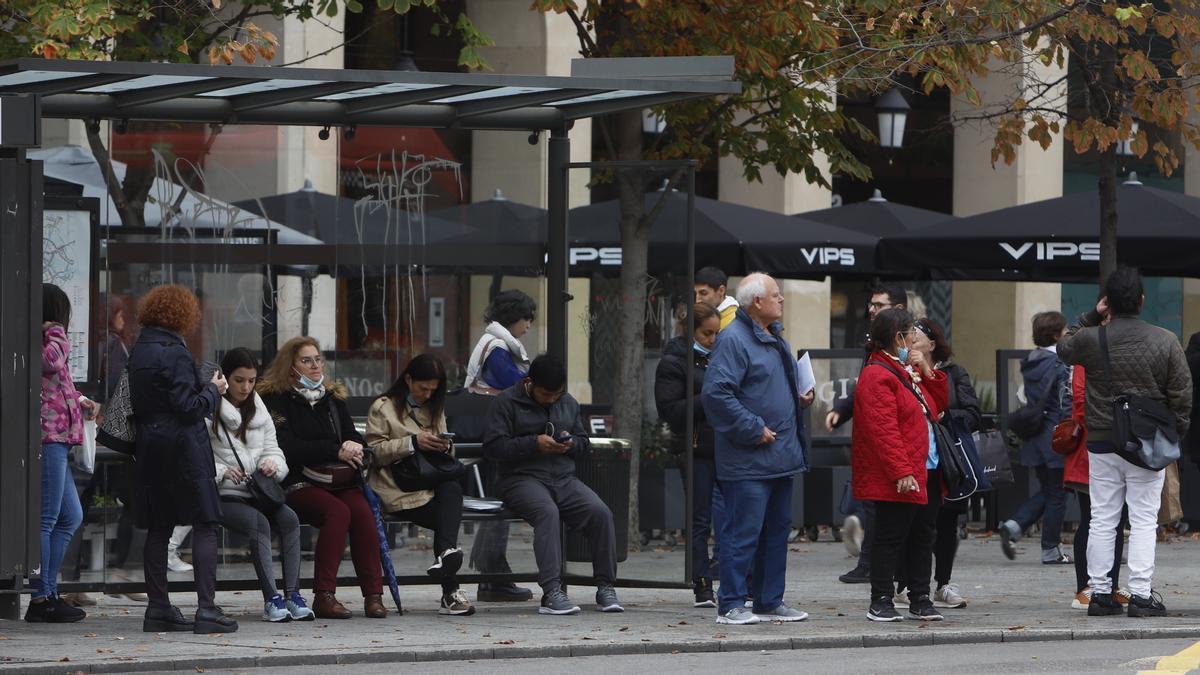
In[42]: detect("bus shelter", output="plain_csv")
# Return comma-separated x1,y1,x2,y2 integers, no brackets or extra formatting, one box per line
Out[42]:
0,55,738,616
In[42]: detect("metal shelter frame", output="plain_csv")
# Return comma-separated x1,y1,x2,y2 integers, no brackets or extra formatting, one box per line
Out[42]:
0,55,738,612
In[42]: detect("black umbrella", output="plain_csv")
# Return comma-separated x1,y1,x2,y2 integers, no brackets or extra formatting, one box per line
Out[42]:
234,181,471,246
797,189,956,237
426,188,547,245
566,190,879,277
877,175,1200,280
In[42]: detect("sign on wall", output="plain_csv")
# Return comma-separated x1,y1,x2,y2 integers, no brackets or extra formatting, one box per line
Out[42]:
42,208,93,383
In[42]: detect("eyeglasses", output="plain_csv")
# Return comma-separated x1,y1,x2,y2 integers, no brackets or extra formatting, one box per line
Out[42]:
869,301,893,310
297,355,325,367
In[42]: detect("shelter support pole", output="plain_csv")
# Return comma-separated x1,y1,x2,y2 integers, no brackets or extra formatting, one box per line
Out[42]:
0,148,44,618
547,127,570,366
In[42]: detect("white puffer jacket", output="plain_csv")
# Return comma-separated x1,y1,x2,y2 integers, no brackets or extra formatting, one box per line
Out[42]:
206,393,289,500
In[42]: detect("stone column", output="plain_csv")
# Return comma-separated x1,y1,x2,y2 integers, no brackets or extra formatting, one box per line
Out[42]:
950,53,1066,391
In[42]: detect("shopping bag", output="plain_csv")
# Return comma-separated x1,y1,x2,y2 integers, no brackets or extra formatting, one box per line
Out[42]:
78,419,97,474
973,429,1014,487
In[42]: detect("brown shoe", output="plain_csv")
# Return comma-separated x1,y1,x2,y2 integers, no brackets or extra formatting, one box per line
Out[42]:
363,593,387,619
313,591,352,619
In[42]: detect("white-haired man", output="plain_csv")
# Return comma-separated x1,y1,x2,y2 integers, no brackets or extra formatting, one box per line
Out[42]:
701,273,810,625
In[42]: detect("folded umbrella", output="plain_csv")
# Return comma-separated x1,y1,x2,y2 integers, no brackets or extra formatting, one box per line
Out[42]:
359,480,404,615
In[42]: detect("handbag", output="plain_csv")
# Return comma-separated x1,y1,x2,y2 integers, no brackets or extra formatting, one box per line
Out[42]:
97,368,136,455
1051,418,1083,456
390,447,467,493
870,362,980,499
221,425,286,512
974,429,1015,486
1100,326,1181,470
302,461,360,490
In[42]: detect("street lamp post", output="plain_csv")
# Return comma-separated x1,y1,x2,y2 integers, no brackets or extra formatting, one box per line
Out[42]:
875,88,910,149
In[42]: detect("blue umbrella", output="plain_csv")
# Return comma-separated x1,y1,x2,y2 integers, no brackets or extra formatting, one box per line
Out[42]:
360,480,404,615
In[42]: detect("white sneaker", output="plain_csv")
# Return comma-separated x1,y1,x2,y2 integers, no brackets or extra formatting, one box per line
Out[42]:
933,583,967,609
842,515,863,558
893,590,909,608
263,594,292,622
166,551,193,573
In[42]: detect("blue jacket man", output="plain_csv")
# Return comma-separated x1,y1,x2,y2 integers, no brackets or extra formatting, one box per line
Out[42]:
701,272,810,625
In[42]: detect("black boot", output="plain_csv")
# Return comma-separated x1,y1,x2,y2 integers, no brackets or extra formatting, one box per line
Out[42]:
194,606,239,634
693,578,716,608
143,605,194,632
478,582,534,602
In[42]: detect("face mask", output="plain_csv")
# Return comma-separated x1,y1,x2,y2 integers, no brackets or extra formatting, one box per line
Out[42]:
693,341,711,356
897,346,910,363
294,368,324,390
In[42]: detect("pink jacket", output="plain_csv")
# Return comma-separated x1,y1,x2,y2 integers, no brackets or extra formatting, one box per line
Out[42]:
41,324,83,445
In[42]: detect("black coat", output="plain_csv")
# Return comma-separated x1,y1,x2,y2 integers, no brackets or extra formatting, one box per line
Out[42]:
941,362,983,433
1185,332,1200,463
483,382,589,481
654,336,715,459
127,326,222,527
260,386,364,487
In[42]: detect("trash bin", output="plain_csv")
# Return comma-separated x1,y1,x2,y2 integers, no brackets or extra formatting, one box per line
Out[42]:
566,438,631,563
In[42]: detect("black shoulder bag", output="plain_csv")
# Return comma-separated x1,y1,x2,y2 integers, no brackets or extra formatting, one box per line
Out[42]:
1007,366,1057,441
221,424,286,512
1100,326,1180,470
389,408,467,493
871,361,978,497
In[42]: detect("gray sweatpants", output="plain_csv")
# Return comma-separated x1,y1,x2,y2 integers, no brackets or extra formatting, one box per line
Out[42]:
498,474,617,592
220,498,301,601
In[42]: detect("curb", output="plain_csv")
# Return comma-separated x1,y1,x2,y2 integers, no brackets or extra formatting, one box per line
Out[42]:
10,625,1200,673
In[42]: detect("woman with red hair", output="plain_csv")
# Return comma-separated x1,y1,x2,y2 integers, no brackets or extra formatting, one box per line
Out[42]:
127,284,236,634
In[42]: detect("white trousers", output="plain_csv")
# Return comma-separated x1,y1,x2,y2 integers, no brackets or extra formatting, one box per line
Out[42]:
1086,452,1165,597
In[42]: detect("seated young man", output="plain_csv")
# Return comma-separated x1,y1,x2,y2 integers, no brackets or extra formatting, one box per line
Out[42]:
482,354,622,615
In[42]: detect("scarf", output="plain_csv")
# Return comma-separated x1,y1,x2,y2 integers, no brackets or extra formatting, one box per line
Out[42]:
464,321,531,391
294,385,326,406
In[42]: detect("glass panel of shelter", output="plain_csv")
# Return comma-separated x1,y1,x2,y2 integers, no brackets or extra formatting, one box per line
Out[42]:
56,123,547,595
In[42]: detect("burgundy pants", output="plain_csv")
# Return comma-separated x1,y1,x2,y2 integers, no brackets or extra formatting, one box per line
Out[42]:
287,486,382,596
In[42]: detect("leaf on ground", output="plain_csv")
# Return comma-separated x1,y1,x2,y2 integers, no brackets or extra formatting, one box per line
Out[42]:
495,639,515,645
81,633,96,638
678,620,689,625
59,657,71,662
1007,625,1026,631
0,636,8,640
618,626,629,632
713,634,727,639
96,648,114,654
195,667,205,673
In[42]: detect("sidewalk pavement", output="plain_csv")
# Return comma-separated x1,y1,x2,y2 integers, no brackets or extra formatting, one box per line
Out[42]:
3,532,1200,673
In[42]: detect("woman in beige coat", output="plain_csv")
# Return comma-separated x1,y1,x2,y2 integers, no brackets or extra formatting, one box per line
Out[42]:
366,354,474,616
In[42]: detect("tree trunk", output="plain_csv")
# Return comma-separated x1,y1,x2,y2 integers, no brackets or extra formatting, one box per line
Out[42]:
611,109,648,551
1097,144,1119,286
86,124,143,228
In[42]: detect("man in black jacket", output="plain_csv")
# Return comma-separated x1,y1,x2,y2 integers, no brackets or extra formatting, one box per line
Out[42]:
483,355,622,616
831,283,907,584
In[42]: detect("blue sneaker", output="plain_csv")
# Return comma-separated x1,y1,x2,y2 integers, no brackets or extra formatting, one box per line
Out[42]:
263,594,292,623
286,592,315,622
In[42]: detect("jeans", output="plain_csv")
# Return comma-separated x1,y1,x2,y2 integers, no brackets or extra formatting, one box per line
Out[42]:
1010,465,1068,551
716,476,793,614
220,499,302,601
1074,491,1124,594
36,443,83,599
1087,450,1164,597
689,458,724,581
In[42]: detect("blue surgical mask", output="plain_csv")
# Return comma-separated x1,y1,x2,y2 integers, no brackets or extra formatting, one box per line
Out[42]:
897,346,910,363
693,341,711,356
294,368,324,390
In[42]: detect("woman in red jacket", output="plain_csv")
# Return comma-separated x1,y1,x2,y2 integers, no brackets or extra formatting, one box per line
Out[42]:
852,309,948,623
1063,366,1128,610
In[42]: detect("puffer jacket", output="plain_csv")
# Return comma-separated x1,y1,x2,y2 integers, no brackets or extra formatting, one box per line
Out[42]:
41,323,83,445
654,336,715,459
1057,311,1192,446
207,393,289,500
851,351,948,504
365,396,450,512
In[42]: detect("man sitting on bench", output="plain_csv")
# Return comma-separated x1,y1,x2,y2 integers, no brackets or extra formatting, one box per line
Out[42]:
483,354,623,615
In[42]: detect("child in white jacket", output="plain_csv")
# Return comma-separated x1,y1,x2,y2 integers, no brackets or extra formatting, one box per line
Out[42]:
207,348,312,623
